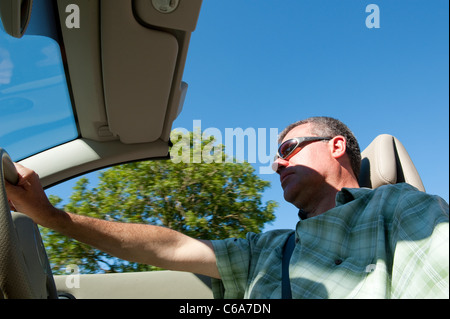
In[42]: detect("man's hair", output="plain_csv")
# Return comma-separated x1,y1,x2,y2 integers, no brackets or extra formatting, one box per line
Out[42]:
279,116,361,180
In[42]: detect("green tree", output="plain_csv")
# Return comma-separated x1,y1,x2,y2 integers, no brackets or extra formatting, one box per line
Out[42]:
44,130,278,274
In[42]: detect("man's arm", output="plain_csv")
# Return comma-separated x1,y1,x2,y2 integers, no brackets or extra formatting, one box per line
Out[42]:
5,163,220,279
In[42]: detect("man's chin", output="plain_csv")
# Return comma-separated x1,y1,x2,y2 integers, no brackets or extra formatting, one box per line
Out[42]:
282,189,298,207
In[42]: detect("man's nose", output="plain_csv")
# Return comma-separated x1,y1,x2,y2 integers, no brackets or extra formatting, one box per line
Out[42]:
272,157,289,174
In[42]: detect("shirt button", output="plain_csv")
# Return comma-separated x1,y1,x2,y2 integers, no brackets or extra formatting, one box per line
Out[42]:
334,259,343,265
295,237,300,244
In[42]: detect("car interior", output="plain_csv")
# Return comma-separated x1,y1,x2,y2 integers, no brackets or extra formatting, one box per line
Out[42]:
1,132,426,299
0,0,427,299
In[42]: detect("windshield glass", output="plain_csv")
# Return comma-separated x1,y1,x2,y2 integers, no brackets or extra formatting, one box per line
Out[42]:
0,4,78,161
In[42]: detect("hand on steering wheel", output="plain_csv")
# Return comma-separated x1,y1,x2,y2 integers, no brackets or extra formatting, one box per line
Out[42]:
0,148,57,299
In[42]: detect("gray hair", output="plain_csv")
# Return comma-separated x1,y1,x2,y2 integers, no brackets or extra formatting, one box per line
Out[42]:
279,116,361,180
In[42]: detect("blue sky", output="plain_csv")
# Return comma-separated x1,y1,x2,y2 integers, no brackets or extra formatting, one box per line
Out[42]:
2,0,448,232
171,0,449,230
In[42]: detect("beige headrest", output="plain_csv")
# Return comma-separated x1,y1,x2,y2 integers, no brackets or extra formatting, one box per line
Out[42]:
359,134,425,191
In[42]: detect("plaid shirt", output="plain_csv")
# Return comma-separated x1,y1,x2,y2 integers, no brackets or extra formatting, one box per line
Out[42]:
211,183,449,299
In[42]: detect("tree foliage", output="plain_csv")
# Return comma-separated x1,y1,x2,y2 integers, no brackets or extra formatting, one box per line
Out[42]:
44,130,278,274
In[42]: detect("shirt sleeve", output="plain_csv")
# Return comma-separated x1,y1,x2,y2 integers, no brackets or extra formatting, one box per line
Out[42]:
210,235,253,299
390,189,449,298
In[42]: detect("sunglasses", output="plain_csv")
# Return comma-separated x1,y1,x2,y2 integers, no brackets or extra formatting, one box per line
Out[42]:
276,136,332,160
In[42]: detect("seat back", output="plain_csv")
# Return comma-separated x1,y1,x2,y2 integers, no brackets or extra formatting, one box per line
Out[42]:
359,134,425,191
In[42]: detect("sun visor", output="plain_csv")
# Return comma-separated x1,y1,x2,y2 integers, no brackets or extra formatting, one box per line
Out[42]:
134,0,202,32
101,1,179,144
0,0,33,38
57,0,201,144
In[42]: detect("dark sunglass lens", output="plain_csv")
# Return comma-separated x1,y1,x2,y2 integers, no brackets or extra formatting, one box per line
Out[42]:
279,139,298,158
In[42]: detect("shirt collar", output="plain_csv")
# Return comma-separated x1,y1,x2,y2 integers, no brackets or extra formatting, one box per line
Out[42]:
336,187,373,206
297,187,373,220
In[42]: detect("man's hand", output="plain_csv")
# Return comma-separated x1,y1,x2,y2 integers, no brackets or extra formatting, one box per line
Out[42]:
5,163,58,227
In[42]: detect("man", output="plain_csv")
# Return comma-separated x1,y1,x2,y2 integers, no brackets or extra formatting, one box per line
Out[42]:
6,116,449,298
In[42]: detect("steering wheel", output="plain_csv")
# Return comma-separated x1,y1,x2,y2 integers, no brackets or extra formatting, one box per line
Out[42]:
0,148,57,298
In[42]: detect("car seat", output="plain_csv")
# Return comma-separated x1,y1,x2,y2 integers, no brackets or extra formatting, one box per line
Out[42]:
359,134,425,191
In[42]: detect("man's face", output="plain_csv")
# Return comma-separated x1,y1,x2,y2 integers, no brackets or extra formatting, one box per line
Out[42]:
274,124,334,209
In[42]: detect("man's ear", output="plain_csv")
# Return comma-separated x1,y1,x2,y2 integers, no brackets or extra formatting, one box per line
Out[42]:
330,136,347,159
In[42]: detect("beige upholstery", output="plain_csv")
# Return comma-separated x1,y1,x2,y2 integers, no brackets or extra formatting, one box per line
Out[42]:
359,134,425,191
54,271,213,299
